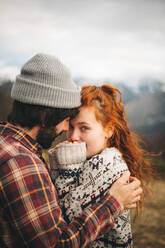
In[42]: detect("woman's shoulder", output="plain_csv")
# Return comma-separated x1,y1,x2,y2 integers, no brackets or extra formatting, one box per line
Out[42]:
85,147,128,175
102,147,122,158
101,147,128,169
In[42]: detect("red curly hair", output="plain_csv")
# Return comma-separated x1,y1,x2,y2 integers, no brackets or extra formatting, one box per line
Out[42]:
81,84,152,209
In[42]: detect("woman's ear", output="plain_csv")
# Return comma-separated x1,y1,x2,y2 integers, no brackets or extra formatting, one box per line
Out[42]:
106,126,114,139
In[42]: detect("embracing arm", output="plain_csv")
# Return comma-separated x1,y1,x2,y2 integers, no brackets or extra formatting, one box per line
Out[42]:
0,153,122,248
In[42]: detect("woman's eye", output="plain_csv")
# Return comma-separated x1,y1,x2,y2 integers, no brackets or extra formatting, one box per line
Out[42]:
80,126,89,131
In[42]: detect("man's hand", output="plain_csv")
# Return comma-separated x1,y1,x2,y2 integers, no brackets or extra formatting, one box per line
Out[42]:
109,171,142,210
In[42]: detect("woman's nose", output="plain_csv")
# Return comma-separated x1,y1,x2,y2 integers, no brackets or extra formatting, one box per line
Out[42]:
68,129,80,142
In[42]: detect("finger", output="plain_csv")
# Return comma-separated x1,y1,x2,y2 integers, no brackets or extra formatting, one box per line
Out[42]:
129,176,136,182
126,203,137,209
118,171,130,184
129,176,141,184
134,187,143,197
129,178,141,190
130,194,141,205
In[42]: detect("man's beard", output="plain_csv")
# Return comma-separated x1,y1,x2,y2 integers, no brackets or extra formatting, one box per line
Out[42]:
36,126,63,149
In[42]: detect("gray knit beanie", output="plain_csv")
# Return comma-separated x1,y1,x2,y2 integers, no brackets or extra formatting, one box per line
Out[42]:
11,53,81,108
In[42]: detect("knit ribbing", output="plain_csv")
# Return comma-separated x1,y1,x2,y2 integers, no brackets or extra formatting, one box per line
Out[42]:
11,53,81,108
49,142,86,170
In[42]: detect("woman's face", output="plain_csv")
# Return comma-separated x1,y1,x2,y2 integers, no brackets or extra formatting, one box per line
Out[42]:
67,106,113,158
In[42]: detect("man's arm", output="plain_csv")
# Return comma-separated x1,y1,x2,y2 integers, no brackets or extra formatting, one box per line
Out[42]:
0,155,141,248
0,154,121,247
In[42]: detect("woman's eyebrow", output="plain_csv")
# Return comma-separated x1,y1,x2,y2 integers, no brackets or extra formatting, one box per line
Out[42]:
78,121,89,125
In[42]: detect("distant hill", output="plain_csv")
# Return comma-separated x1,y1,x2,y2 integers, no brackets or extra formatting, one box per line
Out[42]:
126,92,165,136
125,92,165,156
0,80,13,121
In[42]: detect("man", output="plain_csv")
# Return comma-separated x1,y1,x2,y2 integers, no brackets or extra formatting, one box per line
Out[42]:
0,53,142,247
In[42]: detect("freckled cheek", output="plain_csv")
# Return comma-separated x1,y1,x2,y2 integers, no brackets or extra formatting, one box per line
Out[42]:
83,133,95,144
85,137,97,153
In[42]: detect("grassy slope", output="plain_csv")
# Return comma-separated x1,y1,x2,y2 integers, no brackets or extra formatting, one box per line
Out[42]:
132,179,165,248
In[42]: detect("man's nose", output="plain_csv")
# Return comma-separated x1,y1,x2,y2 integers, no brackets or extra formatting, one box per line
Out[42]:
63,120,69,131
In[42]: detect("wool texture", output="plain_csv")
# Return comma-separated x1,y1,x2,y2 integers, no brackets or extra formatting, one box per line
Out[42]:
11,53,81,108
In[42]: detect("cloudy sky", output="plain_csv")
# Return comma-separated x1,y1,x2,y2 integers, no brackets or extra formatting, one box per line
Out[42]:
0,0,165,86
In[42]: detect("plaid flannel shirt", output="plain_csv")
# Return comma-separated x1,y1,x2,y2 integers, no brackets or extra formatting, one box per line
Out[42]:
0,122,122,248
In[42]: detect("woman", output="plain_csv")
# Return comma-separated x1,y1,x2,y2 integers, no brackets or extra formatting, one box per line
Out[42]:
49,84,152,247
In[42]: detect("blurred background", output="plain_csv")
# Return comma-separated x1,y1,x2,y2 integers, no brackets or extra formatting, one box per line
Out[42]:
0,0,165,247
